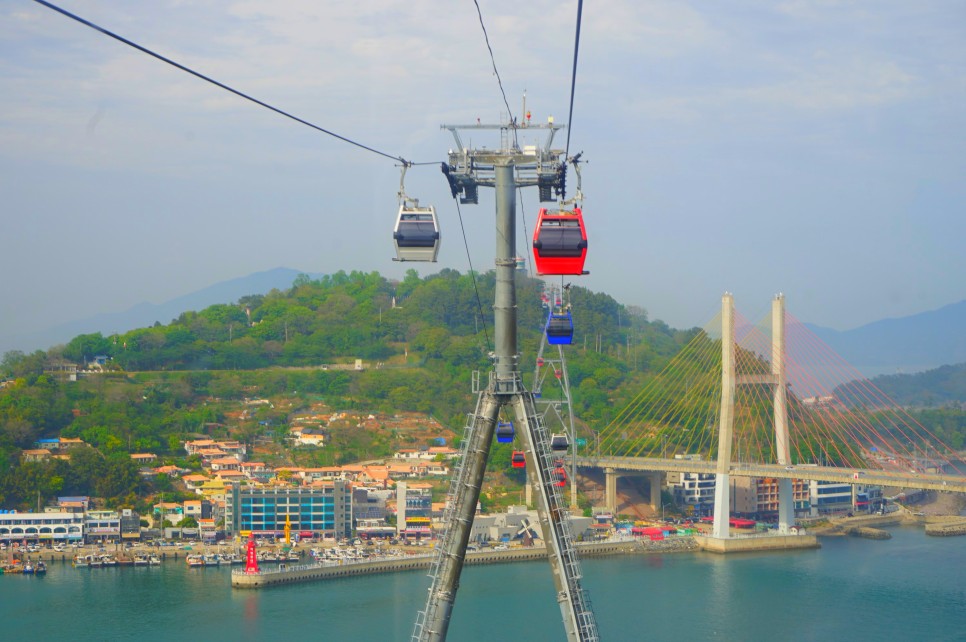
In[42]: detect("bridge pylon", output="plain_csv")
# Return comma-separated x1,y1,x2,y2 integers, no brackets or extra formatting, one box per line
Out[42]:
711,292,794,539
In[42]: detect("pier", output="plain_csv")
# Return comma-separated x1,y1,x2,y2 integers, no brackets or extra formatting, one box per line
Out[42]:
230,539,696,589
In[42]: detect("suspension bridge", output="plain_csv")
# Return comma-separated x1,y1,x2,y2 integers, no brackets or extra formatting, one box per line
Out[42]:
574,293,966,535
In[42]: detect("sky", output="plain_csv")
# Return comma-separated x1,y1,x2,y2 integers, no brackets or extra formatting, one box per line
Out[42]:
1,0,964,354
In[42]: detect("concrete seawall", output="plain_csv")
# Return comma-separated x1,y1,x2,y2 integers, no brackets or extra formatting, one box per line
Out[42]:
231,539,697,589
694,534,820,554
925,521,966,537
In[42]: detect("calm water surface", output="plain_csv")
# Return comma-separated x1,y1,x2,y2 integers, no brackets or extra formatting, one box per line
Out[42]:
2,527,964,642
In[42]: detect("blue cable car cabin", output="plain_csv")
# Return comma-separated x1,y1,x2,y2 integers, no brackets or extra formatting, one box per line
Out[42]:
545,311,574,345
511,451,526,468
496,422,515,443
532,207,588,275
393,205,440,262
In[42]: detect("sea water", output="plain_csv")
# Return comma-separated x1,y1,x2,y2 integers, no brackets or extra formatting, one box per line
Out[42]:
2,527,963,642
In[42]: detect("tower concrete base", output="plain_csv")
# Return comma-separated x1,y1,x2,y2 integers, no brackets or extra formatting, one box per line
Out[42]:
694,534,820,554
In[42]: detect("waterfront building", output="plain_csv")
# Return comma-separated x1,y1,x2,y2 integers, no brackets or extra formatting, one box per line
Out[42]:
667,472,716,516
0,511,84,544
353,487,392,521
85,510,121,543
731,476,811,517
226,483,352,539
56,496,90,513
396,482,433,538
468,506,593,544
808,481,883,516
120,508,142,542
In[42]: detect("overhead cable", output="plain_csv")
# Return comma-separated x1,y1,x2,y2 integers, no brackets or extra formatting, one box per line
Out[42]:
564,0,584,160
472,0,516,139
454,199,492,351
33,0,418,165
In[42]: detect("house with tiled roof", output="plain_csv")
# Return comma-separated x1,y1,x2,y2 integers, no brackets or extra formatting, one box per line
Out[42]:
210,456,241,472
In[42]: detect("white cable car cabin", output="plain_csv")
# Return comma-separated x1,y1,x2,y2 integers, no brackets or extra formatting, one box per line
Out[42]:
550,433,570,452
393,205,440,262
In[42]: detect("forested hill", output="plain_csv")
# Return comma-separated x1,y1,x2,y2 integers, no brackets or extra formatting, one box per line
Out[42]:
16,269,684,374
0,269,700,509
864,363,966,407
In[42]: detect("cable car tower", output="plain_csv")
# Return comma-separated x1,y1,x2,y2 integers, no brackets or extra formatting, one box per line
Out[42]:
412,119,599,642
534,282,580,511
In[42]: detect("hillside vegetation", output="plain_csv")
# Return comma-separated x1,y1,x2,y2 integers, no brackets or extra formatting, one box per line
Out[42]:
0,269,695,510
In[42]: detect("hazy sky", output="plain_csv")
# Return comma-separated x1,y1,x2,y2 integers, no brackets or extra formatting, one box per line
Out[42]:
2,0,964,351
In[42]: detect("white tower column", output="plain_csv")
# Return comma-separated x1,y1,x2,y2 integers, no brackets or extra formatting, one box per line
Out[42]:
712,293,735,539
773,294,794,532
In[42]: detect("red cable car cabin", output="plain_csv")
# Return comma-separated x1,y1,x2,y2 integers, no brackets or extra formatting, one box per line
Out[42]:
532,207,588,275
511,451,526,468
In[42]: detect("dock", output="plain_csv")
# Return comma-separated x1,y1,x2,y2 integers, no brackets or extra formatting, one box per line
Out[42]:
230,539,695,588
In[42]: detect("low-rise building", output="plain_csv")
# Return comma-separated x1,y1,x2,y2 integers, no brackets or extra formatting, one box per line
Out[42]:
85,510,121,543
226,483,352,539
0,511,84,544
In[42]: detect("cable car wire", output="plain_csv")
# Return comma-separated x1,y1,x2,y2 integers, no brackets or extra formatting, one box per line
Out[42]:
472,0,517,141
454,199,492,351
563,0,584,161
32,0,422,166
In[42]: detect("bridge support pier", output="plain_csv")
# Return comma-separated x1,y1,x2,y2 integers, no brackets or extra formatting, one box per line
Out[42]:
649,472,662,513
604,468,618,515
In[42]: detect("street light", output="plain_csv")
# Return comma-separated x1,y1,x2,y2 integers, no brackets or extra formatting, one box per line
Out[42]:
662,502,672,522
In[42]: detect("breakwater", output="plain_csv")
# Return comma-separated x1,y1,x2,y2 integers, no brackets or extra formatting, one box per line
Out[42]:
925,520,966,536
231,538,697,588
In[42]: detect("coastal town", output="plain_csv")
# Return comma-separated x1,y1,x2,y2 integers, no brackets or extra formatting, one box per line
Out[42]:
3,396,964,578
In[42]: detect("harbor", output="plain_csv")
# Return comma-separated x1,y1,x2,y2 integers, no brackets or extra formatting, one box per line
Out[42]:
0,526,962,642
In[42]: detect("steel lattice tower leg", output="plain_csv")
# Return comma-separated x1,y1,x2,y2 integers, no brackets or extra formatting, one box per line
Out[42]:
412,161,598,642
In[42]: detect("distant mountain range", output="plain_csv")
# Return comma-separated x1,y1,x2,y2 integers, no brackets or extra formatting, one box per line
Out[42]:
2,267,319,354
805,299,966,375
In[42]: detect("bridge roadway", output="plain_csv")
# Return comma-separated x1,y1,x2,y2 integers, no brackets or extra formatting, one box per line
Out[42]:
576,456,966,494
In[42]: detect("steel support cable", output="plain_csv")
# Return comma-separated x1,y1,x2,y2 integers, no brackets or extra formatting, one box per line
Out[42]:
646,324,722,433
601,319,719,443
786,315,916,469
788,313,954,467
779,325,863,465
471,0,517,145
784,314,906,462
516,187,533,276
33,0,429,166
733,311,778,464
453,199,492,351
751,312,840,466
672,335,723,447
597,321,718,453
794,318,947,461
563,0,584,162
599,323,720,456
686,323,726,459
781,321,868,460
